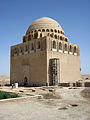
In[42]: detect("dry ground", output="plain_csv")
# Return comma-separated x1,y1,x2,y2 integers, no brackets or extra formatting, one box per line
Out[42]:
0,75,10,85
0,86,90,120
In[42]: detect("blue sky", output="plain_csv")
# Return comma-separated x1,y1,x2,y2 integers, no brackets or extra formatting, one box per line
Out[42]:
0,0,90,75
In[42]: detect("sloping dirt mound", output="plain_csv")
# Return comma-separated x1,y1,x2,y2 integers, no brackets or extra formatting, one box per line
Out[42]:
80,88,90,99
41,92,61,99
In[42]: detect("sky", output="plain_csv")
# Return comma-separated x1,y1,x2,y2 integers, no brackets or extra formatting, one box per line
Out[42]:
0,0,90,75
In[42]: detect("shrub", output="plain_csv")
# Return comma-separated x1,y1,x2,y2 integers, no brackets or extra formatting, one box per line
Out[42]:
0,91,19,100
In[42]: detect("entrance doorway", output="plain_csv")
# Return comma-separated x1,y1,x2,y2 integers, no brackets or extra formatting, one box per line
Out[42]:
24,76,28,86
49,58,60,86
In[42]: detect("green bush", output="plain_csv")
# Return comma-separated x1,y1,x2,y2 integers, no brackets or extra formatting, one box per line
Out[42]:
58,107,68,110
0,91,19,100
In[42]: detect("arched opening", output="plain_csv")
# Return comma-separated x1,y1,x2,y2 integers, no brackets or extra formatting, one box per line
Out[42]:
24,77,28,86
38,29,41,32
14,48,17,55
65,38,68,42
34,30,37,32
64,44,68,51
36,41,40,50
74,46,77,53
40,33,42,37
55,34,57,39
19,47,22,54
51,29,53,32
28,35,31,41
50,33,53,37
70,45,72,52
61,31,63,34
59,42,62,50
53,41,56,49
54,29,57,33
31,31,33,33
30,43,34,51
58,30,60,33
46,29,49,32
42,29,45,32
34,33,38,39
60,36,63,40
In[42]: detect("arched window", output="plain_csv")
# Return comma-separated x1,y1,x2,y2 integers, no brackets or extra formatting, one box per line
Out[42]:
50,33,53,37
61,31,63,34
19,47,22,54
31,31,33,33
53,41,56,49
30,43,34,51
36,41,40,50
60,36,63,40
34,33,38,39
55,34,57,39
70,45,72,52
40,33,42,37
42,29,45,32
23,37,26,42
74,46,77,53
14,48,17,55
34,30,37,32
54,29,57,33
28,35,31,41
64,44,68,51
59,42,62,50
51,29,53,32
38,29,41,32
58,30,60,33
46,29,49,32
65,38,68,42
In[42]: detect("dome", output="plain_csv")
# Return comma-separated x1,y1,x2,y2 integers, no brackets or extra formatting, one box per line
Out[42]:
26,17,64,35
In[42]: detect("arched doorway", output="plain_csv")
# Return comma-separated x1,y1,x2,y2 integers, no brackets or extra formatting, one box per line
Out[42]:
24,76,28,86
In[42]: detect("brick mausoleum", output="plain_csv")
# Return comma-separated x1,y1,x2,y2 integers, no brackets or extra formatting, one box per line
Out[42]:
10,17,81,86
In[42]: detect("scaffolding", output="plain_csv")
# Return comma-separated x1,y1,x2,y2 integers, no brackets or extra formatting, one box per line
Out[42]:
49,58,60,85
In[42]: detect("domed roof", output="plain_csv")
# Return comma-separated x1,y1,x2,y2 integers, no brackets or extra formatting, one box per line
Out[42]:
26,17,63,34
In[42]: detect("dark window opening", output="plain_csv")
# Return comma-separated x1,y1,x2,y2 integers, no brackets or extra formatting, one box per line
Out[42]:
65,44,68,51
60,36,62,40
55,34,57,39
28,35,31,41
70,45,72,52
59,42,62,50
53,41,56,49
42,29,45,32
34,33,38,39
40,33,42,37
23,37,26,42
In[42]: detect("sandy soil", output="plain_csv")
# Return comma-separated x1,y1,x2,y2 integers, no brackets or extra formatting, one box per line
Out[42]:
0,86,90,120
0,75,10,85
